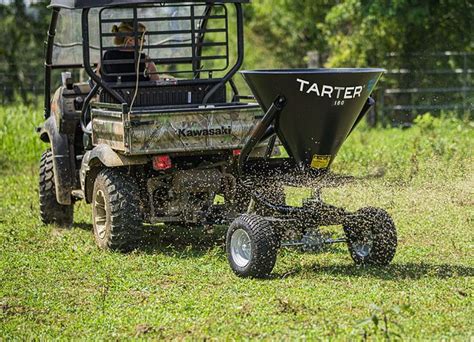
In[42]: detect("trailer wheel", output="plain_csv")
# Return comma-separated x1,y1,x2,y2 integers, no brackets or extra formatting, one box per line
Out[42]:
226,214,279,278
344,207,397,266
39,149,74,227
92,169,144,252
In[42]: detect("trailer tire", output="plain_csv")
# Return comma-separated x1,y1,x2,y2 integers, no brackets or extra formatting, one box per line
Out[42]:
92,169,144,252
39,149,74,227
344,207,397,266
226,214,279,278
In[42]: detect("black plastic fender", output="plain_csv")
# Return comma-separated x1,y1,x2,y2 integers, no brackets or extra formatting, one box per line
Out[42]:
80,144,149,203
37,115,74,205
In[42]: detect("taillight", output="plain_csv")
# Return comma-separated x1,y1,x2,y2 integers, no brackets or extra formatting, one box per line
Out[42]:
152,155,172,171
232,149,241,156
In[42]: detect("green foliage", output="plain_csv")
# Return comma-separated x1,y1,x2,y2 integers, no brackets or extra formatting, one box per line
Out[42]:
0,105,45,172
333,113,473,183
246,0,473,69
0,0,50,103
323,0,473,67
247,0,333,68
356,303,415,339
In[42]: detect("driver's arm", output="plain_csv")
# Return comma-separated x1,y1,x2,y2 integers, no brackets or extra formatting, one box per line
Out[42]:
145,61,160,81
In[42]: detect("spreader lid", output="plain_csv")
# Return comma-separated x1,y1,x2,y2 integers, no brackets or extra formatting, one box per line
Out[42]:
241,68,384,170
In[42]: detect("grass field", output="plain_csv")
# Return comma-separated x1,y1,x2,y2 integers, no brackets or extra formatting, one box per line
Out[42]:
1,105,473,339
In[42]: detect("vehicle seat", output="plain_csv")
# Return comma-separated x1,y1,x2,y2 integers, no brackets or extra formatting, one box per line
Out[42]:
101,50,149,83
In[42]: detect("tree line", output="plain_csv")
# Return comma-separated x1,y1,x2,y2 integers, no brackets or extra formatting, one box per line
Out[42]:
0,0,472,104
0,0,50,103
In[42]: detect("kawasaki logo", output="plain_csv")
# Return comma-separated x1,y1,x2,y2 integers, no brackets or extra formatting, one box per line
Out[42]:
177,126,232,137
297,78,363,99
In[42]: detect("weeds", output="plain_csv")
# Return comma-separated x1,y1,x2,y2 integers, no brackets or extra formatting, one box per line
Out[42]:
0,105,45,172
356,303,415,340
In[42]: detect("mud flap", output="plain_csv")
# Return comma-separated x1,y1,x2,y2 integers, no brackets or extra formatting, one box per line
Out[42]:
40,116,74,205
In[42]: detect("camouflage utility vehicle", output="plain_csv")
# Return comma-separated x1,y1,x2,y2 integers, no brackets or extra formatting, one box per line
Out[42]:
39,0,397,278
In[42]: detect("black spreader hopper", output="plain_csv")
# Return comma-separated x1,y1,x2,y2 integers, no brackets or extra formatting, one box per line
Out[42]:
240,68,384,170
226,68,397,279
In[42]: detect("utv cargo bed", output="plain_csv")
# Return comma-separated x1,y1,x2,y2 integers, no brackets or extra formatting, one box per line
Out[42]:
91,102,263,155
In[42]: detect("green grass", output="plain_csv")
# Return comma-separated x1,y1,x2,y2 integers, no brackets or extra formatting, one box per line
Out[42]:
0,105,473,339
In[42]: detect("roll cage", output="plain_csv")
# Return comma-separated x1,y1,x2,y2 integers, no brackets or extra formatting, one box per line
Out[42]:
44,0,248,118
49,0,249,9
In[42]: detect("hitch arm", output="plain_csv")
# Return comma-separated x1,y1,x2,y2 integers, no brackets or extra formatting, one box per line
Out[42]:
238,95,287,174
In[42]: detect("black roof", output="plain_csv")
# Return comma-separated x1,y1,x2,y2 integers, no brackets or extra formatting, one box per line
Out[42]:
50,0,249,9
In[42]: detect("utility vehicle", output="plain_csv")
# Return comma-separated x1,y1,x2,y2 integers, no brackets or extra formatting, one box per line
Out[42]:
38,0,397,278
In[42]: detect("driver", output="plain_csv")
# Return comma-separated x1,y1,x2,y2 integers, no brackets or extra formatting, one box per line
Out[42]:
99,21,160,82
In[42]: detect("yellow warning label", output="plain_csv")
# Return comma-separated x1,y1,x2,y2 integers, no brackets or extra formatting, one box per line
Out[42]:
310,155,331,169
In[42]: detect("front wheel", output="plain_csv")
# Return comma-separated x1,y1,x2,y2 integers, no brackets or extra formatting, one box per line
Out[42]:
226,214,279,278
344,207,397,266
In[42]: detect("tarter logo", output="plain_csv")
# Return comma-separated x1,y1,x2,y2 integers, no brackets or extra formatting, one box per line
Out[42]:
296,78,363,99
177,126,232,137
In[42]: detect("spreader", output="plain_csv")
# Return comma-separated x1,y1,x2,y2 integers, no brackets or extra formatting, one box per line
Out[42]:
226,68,397,278
37,0,396,279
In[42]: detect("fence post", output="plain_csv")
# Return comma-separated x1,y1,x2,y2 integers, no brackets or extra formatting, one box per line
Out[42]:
379,86,386,127
462,52,468,120
306,51,321,68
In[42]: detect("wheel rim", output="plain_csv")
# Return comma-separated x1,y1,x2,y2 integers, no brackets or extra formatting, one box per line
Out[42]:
353,231,373,258
94,189,107,240
230,229,252,268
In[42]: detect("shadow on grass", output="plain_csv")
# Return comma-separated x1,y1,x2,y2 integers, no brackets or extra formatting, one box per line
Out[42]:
276,262,474,280
136,224,227,257
71,222,472,281
322,169,386,187
72,221,349,259
73,221,226,258
74,222,465,282
73,222,93,231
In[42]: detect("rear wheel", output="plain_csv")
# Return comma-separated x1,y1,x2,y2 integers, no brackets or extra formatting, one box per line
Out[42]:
92,169,144,252
344,207,397,266
226,214,279,278
39,149,73,227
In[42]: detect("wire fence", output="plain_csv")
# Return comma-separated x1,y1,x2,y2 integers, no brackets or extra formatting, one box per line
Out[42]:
1,52,473,124
376,51,473,126
0,61,46,105
0,0,43,4
306,51,473,126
